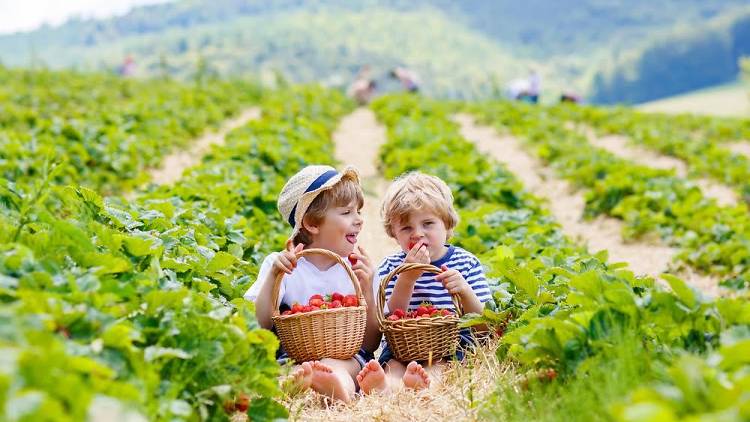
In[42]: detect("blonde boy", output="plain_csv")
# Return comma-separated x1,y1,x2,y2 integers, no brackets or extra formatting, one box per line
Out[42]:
356,172,491,393
244,165,381,402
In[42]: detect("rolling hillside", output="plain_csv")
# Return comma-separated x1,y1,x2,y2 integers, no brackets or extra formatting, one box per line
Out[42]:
1,0,749,102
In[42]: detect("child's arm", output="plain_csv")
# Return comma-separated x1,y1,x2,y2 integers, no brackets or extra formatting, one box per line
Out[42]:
254,242,304,330
386,241,430,312
349,246,381,352
436,264,488,331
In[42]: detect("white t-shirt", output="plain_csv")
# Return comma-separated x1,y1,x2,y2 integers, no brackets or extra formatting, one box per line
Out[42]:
244,252,382,309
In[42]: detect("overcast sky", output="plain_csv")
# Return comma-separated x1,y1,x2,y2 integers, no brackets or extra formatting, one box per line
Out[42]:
0,0,173,34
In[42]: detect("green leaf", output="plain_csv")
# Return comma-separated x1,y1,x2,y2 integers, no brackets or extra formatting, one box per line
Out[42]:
661,274,697,309
499,260,541,301
144,347,193,363
123,235,162,257
207,251,237,273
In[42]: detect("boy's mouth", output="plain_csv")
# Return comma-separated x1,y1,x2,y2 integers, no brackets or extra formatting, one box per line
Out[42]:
345,233,358,244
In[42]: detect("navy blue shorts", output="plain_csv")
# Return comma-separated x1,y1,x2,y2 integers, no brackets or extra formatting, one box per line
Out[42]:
276,347,374,369
378,330,476,366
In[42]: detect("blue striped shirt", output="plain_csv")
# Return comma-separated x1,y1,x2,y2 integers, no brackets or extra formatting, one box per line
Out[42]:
377,245,491,312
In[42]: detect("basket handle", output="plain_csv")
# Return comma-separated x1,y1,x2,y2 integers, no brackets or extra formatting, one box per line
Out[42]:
376,262,464,326
270,247,364,317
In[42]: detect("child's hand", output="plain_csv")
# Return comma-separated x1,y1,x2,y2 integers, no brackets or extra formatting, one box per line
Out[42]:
349,245,375,294
436,264,471,297
404,239,430,265
273,239,304,275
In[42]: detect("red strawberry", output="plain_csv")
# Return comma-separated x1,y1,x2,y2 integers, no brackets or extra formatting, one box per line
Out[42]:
330,300,342,308
342,295,359,307
235,393,250,412
415,306,431,317
281,310,292,316
309,294,324,301
393,309,406,318
291,303,304,314
331,292,344,302
302,305,313,312
408,241,417,249
387,315,400,321
539,368,557,382
348,254,358,266
309,297,324,307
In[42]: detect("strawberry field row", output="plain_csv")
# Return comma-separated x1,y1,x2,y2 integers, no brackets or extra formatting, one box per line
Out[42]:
0,85,353,421
469,101,750,290
559,104,750,204
371,94,750,420
0,67,260,194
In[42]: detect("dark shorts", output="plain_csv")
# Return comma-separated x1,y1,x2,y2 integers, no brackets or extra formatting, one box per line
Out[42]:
276,347,374,369
377,330,476,366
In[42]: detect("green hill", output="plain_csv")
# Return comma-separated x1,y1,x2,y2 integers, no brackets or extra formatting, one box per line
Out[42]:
637,82,750,117
1,0,749,102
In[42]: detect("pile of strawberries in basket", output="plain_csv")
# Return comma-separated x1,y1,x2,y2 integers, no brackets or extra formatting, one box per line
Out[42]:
281,293,359,315
386,302,454,321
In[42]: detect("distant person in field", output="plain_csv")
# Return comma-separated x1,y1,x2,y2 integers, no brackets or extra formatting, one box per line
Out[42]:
560,92,582,104
508,70,541,103
347,65,377,105
119,55,136,77
526,69,541,103
506,78,529,101
390,67,420,93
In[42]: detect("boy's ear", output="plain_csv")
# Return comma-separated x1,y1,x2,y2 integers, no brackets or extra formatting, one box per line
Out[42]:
302,216,320,235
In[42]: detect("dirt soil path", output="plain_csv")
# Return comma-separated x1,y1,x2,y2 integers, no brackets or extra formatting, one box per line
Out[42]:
455,114,720,296
727,141,750,160
286,109,501,421
332,108,396,265
580,129,738,207
147,107,261,186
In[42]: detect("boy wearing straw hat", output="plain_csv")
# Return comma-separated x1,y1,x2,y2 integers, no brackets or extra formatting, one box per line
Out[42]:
244,165,382,403
356,171,491,393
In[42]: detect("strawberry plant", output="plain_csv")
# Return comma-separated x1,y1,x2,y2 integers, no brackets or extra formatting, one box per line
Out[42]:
372,93,750,420
0,67,261,195
0,85,353,421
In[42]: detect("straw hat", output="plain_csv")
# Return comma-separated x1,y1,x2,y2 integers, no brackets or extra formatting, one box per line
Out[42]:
278,165,360,237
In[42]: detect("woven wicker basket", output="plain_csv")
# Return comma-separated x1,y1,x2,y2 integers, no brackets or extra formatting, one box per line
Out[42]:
271,248,366,363
377,262,463,362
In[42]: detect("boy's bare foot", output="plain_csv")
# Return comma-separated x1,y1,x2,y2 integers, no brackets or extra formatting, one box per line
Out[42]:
292,361,313,391
402,361,430,390
310,361,351,402
356,359,387,395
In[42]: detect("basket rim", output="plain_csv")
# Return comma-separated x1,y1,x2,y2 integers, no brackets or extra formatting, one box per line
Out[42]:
271,246,365,318
376,262,463,329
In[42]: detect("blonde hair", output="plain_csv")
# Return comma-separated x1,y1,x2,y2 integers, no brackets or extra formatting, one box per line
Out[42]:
381,172,459,239
293,176,364,246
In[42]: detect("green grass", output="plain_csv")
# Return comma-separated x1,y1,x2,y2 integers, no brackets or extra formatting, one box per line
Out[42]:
637,81,750,117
